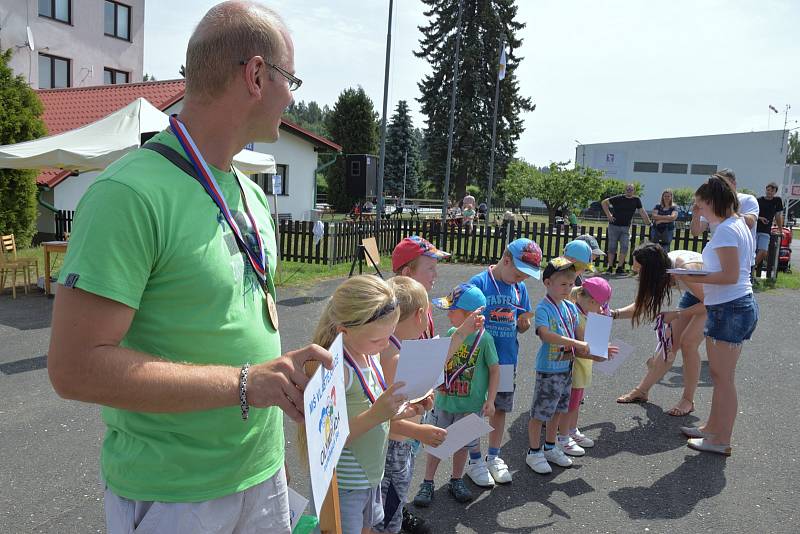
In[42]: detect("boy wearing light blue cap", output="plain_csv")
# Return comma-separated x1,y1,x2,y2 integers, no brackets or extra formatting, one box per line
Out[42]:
564,239,597,287
413,284,499,506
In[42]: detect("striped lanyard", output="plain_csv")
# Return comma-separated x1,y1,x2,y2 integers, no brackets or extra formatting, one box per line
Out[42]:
545,295,576,356
168,115,267,285
342,347,387,404
443,328,484,391
420,309,435,339
487,267,526,311
654,314,673,361
388,335,402,351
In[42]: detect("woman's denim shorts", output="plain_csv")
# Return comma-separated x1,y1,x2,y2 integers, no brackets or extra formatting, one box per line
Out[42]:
704,293,759,345
678,291,701,310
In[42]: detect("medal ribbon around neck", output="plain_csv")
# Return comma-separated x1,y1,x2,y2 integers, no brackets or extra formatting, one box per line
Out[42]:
443,328,484,392
342,346,387,404
421,311,435,339
169,116,268,285
488,267,525,311
389,335,402,351
545,295,577,357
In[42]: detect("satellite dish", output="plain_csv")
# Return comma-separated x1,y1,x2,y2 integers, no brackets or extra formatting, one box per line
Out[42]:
26,26,35,51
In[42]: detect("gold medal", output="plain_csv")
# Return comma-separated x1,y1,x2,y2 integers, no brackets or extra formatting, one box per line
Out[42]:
266,291,279,330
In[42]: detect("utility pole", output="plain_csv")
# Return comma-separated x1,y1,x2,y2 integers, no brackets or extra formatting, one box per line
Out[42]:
440,0,465,243
376,0,394,226
402,149,407,204
486,34,506,221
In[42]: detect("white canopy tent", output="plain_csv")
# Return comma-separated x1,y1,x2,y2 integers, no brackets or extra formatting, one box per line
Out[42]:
0,97,276,174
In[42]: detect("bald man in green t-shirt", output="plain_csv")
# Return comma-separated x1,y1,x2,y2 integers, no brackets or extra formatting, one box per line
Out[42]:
47,3,330,532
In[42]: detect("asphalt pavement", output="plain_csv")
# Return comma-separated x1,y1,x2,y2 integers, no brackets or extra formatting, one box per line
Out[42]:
1,263,798,533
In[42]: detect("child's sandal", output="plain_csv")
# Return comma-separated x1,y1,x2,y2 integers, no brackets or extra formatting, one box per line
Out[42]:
666,399,695,417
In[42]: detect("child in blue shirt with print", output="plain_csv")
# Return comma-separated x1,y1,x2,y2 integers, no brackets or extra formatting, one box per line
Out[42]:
526,257,591,475
468,238,541,485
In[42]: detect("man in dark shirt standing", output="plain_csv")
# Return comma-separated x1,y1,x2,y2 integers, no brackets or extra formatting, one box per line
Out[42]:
755,181,785,269
601,183,651,274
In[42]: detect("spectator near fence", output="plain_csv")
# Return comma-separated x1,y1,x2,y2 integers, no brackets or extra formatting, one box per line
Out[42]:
601,184,651,274
650,189,678,252
755,182,784,269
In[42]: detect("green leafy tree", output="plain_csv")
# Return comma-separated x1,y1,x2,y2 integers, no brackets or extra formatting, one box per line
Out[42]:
284,100,331,137
325,87,379,211
788,131,799,165
501,160,606,223
416,0,533,200
0,49,47,247
384,100,420,198
672,187,694,211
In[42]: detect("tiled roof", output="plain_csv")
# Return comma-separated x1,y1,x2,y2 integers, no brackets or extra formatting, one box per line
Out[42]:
35,79,340,188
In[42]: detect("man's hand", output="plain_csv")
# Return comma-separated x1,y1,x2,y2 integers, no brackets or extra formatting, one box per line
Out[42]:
417,424,447,447
248,344,333,422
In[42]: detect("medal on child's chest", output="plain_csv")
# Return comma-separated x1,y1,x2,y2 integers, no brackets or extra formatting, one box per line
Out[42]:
266,291,279,330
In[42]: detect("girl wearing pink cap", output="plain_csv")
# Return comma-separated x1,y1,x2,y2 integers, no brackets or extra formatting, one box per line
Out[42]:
557,277,613,456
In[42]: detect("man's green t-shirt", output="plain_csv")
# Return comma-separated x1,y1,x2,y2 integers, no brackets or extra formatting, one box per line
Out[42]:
57,130,282,502
435,328,499,414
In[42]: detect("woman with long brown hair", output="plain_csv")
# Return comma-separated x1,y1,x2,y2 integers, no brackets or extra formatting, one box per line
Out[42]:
651,189,679,251
611,242,707,417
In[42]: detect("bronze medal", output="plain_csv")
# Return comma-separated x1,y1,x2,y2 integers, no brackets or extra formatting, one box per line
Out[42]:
266,291,279,330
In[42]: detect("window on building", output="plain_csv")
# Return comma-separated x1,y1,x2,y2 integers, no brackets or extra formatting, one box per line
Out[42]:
38,53,70,88
662,163,688,174
104,1,131,40
690,164,718,176
633,161,659,173
104,67,129,85
253,165,289,196
39,0,71,24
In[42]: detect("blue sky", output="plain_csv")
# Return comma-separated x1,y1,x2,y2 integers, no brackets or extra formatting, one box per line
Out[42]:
145,0,799,164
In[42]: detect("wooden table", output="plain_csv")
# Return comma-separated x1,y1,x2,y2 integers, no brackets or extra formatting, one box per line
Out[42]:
43,241,68,297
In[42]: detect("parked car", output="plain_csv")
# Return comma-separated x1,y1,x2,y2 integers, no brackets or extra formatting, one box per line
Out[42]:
676,208,692,222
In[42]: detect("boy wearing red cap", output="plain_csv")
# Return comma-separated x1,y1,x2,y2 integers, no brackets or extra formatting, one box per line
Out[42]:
391,236,450,339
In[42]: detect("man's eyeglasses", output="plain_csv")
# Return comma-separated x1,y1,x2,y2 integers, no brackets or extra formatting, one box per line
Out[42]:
239,59,302,91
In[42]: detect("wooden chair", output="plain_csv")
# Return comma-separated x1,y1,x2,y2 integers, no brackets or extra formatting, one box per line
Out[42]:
1,234,39,289
0,250,30,299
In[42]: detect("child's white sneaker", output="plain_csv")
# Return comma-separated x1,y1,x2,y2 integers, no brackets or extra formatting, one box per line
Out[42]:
465,457,495,487
486,456,512,484
558,435,585,457
570,428,595,448
544,445,573,468
525,450,552,474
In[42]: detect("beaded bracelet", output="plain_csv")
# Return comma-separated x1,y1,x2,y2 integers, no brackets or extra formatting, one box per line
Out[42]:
239,363,251,421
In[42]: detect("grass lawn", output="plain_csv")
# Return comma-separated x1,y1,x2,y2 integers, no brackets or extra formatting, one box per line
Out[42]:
754,269,800,291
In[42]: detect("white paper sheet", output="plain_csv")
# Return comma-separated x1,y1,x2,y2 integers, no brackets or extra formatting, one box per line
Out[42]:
287,487,309,529
424,413,493,459
303,334,350,519
593,339,634,376
394,337,452,402
585,312,613,359
498,364,515,393
666,268,711,275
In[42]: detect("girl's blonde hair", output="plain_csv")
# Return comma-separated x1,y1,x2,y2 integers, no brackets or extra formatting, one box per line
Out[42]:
311,275,398,349
569,286,583,303
387,276,428,321
299,276,398,460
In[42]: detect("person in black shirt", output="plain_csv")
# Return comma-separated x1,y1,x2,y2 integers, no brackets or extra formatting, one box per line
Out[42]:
755,182,785,268
651,189,679,252
601,183,651,274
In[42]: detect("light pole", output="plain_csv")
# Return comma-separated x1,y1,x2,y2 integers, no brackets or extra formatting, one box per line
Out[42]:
402,149,407,205
376,0,394,226
574,139,585,169
486,34,506,223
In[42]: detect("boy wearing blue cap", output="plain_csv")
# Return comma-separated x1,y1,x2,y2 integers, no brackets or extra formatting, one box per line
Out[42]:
413,284,499,506
564,239,597,287
468,238,541,484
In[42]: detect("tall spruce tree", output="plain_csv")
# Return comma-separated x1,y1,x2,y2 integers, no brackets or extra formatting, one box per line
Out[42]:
416,0,533,201
325,87,379,211
384,100,420,198
0,49,46,247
